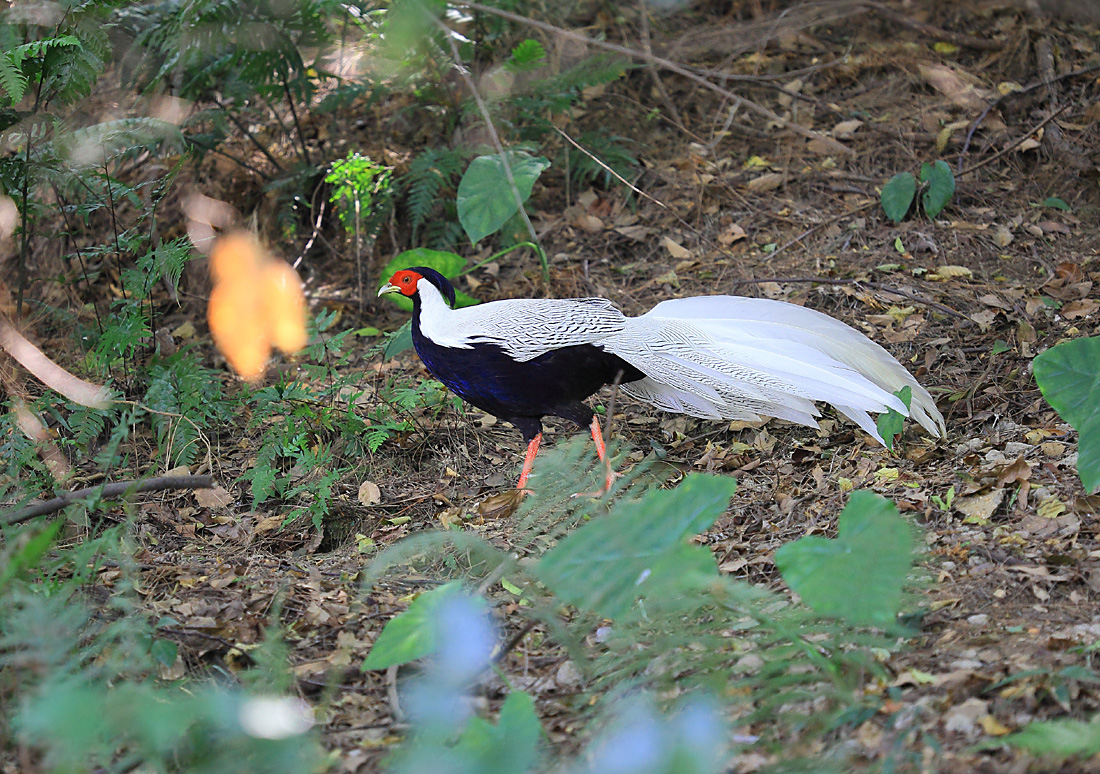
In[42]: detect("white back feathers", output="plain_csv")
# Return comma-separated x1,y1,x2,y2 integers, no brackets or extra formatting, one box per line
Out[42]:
413,278,945,445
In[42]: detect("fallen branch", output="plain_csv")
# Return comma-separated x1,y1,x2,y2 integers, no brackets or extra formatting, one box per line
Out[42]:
454,0,853,155
957,65,1100,170
1,474,215,526
730,276,970,321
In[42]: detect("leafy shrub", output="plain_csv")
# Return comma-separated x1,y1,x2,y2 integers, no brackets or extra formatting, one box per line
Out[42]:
362,440,923,767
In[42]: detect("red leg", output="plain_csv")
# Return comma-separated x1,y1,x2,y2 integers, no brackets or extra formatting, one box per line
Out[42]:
583,415,618,495
516,433,541,490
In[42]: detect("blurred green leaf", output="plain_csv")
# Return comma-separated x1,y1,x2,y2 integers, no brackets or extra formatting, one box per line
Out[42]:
1033,336,1100,493
775,491,913,628
364,582,482,670
452,691,542,773
535,475,736,619
0,520,62,588
994,716,1100,758
1042,196,1071,211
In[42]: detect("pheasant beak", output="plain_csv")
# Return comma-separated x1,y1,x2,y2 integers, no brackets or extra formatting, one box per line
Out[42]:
378,282,400,297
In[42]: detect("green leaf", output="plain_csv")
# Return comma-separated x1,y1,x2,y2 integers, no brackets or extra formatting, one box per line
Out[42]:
881,172,916,224
150,638,178,668
775,491,913,628
998,717,1100,757
363,581,479,670
1043,196,1071,211
453,692,542,773
377,248,478,312
920,160,955,218
509,39,546,71
535,475,737,620
1033,336,1100,493
457,152,550,245
876,385,912,451
383,320,414,361
0,519,62,588
992,339,1011,355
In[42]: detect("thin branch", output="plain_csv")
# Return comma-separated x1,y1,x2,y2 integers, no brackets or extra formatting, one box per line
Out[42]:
553,127,665,210
862,2,1002,51
211,95,285,172
452,0,853,155
730,276,969,321
280,74,313,166
2,475,215,526
958,105,1070,178
433,11,546,273
957,65,1100,170
185,136,272,181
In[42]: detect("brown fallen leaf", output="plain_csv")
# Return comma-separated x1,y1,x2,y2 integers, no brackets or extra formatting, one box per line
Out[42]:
746,172,784,192
195,485,234,510
357,481,381,506
477,489,525,519
995,456,1031,487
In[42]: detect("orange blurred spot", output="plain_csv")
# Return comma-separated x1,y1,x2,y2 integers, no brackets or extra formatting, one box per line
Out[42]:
207,232,307,381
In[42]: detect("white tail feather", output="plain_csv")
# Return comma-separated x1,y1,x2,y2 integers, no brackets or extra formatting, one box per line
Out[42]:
605,295,945,444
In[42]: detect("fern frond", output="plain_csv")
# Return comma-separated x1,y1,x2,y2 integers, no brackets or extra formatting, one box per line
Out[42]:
0,57,27,104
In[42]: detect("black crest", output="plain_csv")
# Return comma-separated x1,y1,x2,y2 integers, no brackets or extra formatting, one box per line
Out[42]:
410,266,457,308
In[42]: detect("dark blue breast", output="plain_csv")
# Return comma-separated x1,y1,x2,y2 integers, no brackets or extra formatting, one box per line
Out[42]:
410,318,643,425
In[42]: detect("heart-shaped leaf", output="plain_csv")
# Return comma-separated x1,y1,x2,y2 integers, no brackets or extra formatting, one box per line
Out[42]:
457,151,550,245
775,490,913,629
920,159,955,218
881,172,916,224
1033,335,1100,493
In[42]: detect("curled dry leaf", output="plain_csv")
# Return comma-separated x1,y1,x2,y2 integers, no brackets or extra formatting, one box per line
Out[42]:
747,172,784,192
661,236,691,259
935,265,973,279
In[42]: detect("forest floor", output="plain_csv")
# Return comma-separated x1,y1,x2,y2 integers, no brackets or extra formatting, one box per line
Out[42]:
18,1,1100,772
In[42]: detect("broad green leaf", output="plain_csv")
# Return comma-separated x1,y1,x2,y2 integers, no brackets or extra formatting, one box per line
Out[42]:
998,717,1100,757
1033,336,1100,493
453,692,542,773
775,490,913,629
363,581,478,670
377,248,478,311
1043,196,1071,211
457,152,550,245
920,160,955,218
535,474,737,620
876,386,912,451
881,172,916,223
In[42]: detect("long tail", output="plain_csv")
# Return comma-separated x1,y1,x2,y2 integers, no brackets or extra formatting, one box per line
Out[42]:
603,296,945,445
